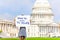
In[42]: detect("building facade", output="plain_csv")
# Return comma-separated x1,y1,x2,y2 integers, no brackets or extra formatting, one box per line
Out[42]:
0,0,60,38
15,0,60,37
28,0,60,37
0,19,18,38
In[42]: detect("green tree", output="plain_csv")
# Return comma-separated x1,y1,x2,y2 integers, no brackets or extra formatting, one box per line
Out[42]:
0,30,2,33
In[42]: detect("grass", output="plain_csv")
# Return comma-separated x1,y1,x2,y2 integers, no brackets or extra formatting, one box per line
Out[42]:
26,37,60,40
0,37,60,40
0,38,19,40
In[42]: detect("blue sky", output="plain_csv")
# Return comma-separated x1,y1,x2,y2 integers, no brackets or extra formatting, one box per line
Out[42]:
0,0,60,23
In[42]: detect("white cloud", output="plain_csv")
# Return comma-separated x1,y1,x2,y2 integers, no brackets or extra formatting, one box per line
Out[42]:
0,0,33,12
0,0,60,22
0,13,14,21
0,0,33,8
49,0,60,22
0,0,33,20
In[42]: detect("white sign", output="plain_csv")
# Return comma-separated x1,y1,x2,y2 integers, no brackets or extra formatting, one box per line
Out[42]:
15,15,30,27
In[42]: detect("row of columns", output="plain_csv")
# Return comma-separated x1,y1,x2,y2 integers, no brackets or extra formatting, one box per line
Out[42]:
39,25,60,37
0,23,13,32
0,23,17,37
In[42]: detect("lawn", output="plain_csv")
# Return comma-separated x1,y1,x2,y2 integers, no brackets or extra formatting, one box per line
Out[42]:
0,38,19,40
0,37,60,40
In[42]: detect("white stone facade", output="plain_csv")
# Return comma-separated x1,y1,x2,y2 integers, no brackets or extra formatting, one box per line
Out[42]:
26,0,60,37
0,0,60,38
0,19,18,38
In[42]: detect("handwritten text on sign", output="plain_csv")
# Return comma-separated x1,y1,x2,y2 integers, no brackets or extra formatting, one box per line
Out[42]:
16,15,30,27
17,17,29,24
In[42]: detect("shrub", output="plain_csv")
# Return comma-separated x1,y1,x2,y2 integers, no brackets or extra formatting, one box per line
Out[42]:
0,30,2,33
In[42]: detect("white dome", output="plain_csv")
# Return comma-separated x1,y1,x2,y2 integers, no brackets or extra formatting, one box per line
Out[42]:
32,0,53,14
31,0,54,24
33,0,51,8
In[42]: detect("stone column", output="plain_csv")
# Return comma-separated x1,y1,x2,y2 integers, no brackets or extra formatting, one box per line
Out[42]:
2,23,4,32
2,23,5,32
0,24,1,30
0,24,2,30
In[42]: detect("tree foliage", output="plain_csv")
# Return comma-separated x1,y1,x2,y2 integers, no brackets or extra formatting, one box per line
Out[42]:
0,30,2,33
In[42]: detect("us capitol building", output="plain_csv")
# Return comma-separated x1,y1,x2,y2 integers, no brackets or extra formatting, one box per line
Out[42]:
27,0,60,37
0,19,18,38
0,0,60,38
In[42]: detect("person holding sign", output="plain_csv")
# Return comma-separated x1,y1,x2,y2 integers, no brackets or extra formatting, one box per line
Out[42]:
18,27,26,40
15,15,30,40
